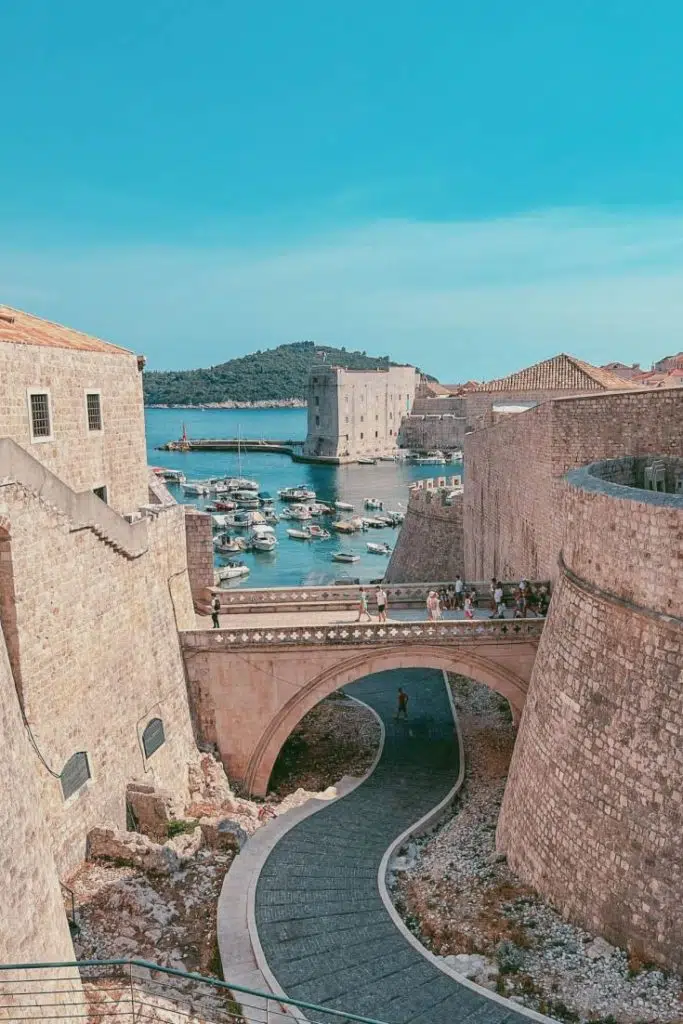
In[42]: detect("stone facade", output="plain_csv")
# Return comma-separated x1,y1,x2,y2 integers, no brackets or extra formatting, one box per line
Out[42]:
303,364,418,461
385,479,464,583
497,458,683,971
464,389,683,583
184,507,215,602
397,396,467,451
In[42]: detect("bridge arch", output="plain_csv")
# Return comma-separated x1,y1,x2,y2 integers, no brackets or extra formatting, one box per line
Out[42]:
243,642,531,796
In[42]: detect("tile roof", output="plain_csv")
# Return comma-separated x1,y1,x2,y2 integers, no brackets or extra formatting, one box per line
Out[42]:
469,353,633,393
0,305,133,355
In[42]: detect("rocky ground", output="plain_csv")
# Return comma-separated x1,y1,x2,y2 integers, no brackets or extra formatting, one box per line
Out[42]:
69,694,379,995
390,675,683,1024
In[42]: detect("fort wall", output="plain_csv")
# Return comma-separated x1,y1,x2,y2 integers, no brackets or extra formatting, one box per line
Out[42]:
497,458,683,970
385,478,464,582
0,619,75,963
185,507,215,602
464,389,683,582
0,482,198,876
0,340,148,513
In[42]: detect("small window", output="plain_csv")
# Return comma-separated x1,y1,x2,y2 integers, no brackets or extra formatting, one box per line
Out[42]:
345,434,349,441
315,415,320,426
93,485,108,504
142,718,165,758
360,415,364,423
61,752,91,800
345,416,349,424
389,412,393,420
389,429,393,436
360,432,364,439
314,396,319,406
86,392,102,431
28,390,52,441
375,414,379,421
312,377,318,385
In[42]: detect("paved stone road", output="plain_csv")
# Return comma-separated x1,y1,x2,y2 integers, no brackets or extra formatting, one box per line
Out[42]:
254,668,526,1024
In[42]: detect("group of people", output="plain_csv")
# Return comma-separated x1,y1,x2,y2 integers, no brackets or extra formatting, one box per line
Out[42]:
356,576,549,624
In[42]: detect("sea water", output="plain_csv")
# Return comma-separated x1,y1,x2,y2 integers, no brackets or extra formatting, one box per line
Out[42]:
145,407,461,588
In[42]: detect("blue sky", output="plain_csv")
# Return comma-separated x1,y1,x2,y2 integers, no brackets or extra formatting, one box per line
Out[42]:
2,1,682,379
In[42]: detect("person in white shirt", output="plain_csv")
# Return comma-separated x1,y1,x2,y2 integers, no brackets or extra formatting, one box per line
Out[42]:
491,582,505,618
376,586,388,623
454,574,464,610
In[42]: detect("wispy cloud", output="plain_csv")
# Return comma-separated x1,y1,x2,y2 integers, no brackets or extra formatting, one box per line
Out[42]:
1,208,681,377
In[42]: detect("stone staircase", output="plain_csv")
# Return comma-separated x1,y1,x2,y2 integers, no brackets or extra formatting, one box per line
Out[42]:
0,437,148,559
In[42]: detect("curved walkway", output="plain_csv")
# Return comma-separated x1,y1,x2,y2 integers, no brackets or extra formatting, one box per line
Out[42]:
254,668,530,1023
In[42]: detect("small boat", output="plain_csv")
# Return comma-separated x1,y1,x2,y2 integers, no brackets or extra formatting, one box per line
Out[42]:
232,491,260,509
364,498,384,510
262,508,280,523
182,480,211,496
214,534,247,554
232,510,266,529
333,519,361,534
415,450,447,465
335,501,355,511
332,552,361,563
289,504,313,521
287,525,331,541
212,499,236,512
367,541,391,555
258,491,275,505
158,469,186,483
309,502,334,515
362,517,387,529
215,561,250,583
211,481,230,494
212,513,235,530
279,485,316,502
249,524,277,552
357,458,377,465
225,477,259,491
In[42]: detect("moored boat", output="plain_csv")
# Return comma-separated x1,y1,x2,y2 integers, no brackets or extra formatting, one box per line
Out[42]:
214,533,247,554
364,497,384,509
215,560,250,583
332,551,361,563
182,480,211,496
357,457,377,465
332,517,363,533
287,525,331,541
249,524,277,551
334,500,355,511
279,485,316,502
367,541,391,555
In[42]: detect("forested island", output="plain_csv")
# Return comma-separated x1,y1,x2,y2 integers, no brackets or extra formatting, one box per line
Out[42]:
143,341,414,406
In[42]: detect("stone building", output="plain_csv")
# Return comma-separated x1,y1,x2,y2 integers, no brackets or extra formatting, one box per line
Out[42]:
303,364,418,462
498,455,683,970
0,305,203,963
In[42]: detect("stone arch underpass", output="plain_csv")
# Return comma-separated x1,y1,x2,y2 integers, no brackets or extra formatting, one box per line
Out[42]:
180,622,541,796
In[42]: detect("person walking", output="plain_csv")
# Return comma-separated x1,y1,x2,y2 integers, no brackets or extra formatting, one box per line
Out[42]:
211,594,221,629
454,574,464,609
489,577,498,613
464,593,474,619
396,687,409,720
357,586,371,622
376,585,388,623
491,581,505,619
426,590,437,621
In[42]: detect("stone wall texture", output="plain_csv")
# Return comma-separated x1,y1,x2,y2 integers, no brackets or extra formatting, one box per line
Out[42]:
464,389,683,583
385,486,464,583
0,621,76,963
0,340,149,513
0,483,198,876
185,508,215,601
497,461,683,970
397,396,466,451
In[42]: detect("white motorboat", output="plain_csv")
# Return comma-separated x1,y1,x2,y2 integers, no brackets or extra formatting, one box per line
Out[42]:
225,476,259,491
232,510,266,529
332,551,360,563
279,486,317,502
334,500,355,511
211,513,236,530
357,458,377,465
214,534,247,554
249,524,277,552
232,491,260,508
289,504,313,521
414,450,447,465
262,508,280,523
364,498,384,510
183,480,211,496
159,469,186,483
309,502,334,515
362,517,386,529
367,541,391,555
287,525,331,541
215,561,250,583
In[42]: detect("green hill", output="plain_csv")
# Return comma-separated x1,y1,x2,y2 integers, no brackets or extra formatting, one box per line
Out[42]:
143,341,419,405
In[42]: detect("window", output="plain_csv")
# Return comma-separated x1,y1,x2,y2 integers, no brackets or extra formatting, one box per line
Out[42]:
315,415,320,426
389,429,393,436
142,718,165,758
28,390,52,441
314,395,319,407
312,377,318,385
360,432,364,439
93,485,108,504
360,415,364,423
345,416,349,424
389,412,393,420
375,414,379,421
86,392,102,431
345,434,349,441
375,431,379,438
61,752,91,800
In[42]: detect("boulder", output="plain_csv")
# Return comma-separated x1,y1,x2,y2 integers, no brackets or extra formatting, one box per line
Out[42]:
126,783,180,841
585,936,616,960
200,818,249,851
88,826,179,875
442,953,493,980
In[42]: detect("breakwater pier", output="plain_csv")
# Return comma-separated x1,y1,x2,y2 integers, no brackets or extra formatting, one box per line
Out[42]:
156,437,304,454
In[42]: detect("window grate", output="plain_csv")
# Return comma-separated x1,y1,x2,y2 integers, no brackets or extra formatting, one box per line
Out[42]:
86,393,102,431
61,752,90,800
142,718,165,758
30,393,51,438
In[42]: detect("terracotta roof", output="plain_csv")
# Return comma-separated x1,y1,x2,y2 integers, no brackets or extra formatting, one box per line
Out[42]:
0,305,133,355
469,354,633,393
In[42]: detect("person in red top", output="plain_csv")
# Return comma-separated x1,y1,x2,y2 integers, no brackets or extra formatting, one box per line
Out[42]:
396,687,409,720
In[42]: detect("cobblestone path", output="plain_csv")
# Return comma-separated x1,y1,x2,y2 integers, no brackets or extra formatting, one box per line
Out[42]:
254,668,525,1023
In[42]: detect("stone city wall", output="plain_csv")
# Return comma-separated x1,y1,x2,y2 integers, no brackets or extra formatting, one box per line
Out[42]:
0,340,149,513
184,507,214,602
0,482,199,876
464,388,683,583
385,482,464,583
0,618,76,964
497,459,683,970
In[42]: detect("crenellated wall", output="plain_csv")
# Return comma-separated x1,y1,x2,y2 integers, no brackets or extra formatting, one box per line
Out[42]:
497,458,683,970
385,478,464,582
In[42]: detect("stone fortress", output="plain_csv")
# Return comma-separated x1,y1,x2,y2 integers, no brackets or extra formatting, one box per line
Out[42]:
302,362,418,462
0,302,681,984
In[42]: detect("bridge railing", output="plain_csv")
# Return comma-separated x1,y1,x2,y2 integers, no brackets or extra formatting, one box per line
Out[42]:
183,616,546,650
212,580,550,613
0,958,391,1024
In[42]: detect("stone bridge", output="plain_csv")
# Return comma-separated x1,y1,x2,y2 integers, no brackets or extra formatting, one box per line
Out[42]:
181,582,547,796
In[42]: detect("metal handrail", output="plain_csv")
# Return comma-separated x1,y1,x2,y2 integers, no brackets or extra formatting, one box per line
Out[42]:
0,959,392,1024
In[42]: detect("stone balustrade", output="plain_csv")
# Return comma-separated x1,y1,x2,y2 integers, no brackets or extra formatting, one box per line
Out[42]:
183,616,546,650
211,580,550,613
